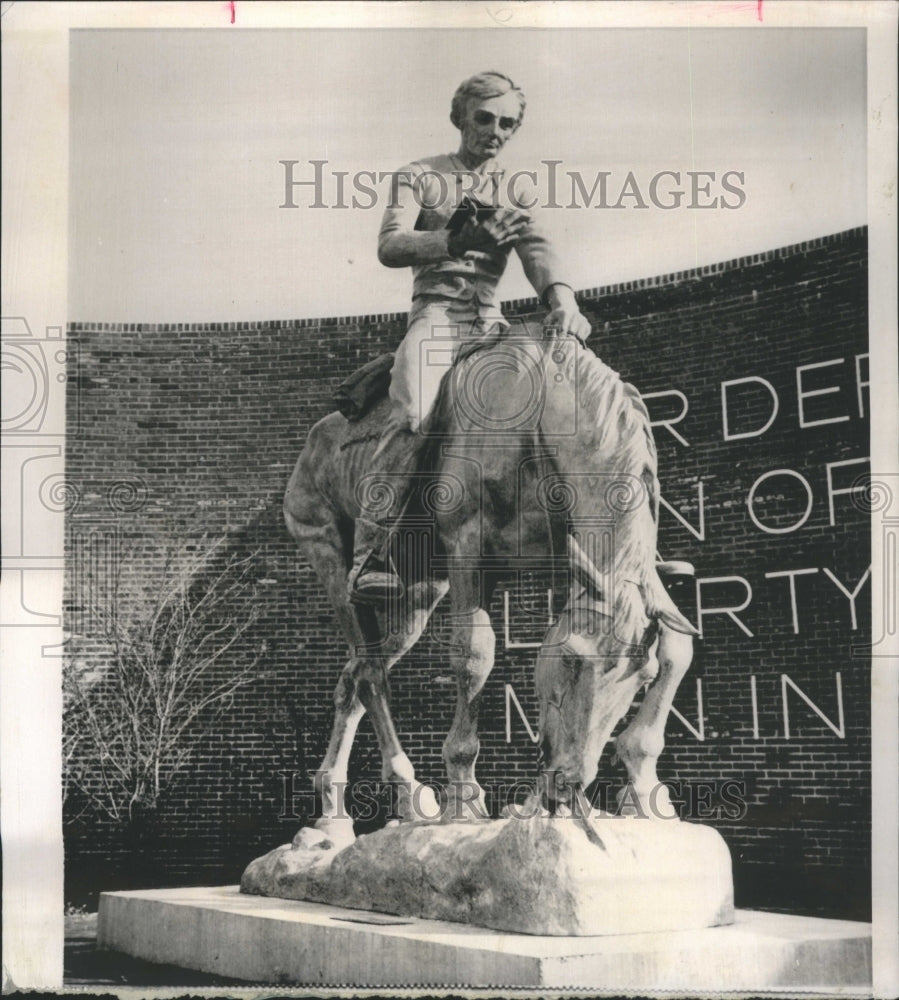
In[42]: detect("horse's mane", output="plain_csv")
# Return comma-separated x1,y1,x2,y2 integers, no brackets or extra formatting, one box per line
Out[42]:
437,330,657,493
550,336,660,605
432,330,662,612
553,337,656,465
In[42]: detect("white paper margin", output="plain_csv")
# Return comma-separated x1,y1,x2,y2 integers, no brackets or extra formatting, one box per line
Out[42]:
1,2,896,995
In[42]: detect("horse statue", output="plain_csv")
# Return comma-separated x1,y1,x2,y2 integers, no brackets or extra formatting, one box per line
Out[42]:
283,321,697,851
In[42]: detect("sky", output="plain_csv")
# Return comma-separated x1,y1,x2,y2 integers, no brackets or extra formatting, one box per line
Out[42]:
69,27,866,323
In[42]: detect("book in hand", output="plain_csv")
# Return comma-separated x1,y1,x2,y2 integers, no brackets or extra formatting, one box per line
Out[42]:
444,195,497,234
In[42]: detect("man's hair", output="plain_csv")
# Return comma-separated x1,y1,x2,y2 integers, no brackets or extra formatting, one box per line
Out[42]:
450,71,526,129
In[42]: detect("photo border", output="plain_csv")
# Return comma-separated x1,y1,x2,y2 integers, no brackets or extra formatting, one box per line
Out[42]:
2,2,896,994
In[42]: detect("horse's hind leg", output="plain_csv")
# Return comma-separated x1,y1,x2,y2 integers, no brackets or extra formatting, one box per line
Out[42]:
311,609,366,848
291,517,448,842
286,507,366,850
614,622,694,818
351,580,449,824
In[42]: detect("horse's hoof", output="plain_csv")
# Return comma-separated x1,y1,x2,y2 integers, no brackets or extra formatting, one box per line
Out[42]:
411,784,441,822
441,793,489,824
292,818,356,852
292,826,334,851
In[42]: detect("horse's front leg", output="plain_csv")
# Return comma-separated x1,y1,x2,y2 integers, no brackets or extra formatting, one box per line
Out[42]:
441,585,496,822
614,622,694,818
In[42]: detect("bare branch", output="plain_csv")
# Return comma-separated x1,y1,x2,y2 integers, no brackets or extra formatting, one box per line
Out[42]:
63,531,266,824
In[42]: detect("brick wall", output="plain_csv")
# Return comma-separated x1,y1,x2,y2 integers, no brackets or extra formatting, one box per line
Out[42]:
64,227,870,919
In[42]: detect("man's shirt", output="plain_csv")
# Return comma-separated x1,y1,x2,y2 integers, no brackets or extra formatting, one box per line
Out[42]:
378,153,566,318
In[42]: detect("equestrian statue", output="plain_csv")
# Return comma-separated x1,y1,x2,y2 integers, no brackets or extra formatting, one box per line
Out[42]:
282,71,698,852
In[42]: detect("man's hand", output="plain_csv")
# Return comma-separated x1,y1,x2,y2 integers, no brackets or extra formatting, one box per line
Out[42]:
448,207,531,256
544,283,591,344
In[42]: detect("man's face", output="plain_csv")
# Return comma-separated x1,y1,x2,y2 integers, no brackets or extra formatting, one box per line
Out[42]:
458,91,522,167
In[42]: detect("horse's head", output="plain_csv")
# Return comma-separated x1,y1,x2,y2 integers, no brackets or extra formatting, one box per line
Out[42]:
534,536,697,810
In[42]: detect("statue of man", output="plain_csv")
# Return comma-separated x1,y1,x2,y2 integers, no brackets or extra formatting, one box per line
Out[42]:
349,70,591,603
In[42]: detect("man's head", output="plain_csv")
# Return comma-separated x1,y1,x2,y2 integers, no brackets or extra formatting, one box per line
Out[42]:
451,71,526,169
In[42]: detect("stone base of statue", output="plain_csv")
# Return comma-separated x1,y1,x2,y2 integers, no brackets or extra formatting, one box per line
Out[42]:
240,815,733,936
95,817,872,987
97,886,872,989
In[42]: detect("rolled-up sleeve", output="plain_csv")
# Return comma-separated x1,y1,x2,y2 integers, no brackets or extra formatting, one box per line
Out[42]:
514,214,568,302
505,168,568,299
378,163,453,268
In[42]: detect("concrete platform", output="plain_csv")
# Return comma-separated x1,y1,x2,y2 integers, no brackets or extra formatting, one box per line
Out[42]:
98,885,872,990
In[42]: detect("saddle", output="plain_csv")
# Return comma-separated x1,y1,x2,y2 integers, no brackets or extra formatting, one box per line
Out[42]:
333,352,394,422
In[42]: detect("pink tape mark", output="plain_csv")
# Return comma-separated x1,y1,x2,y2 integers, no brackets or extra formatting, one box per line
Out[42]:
757,0,763,20
230,1,236,23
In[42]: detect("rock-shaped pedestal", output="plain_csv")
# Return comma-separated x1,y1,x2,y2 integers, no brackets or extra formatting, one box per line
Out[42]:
241,816,733,936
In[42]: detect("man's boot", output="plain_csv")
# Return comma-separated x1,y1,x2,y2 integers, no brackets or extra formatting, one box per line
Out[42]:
347,426,420,605
348,516,404,604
